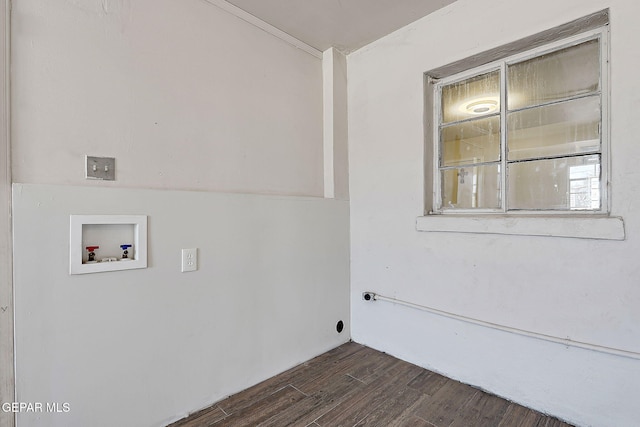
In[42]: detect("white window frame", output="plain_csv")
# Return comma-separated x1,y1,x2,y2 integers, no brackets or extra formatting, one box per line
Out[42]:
418,15,625,240
432,28,609,215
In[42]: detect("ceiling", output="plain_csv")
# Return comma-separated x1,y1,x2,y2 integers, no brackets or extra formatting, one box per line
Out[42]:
223,0,458,52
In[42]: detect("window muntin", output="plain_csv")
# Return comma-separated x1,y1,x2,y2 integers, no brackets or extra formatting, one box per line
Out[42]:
434,30,607,214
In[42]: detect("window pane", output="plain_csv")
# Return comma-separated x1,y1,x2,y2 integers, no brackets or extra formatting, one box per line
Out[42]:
507,96,600,161
441,116,500,167
507,39,600,110
508,155,600,210
441,71,500,124
441,165,501,209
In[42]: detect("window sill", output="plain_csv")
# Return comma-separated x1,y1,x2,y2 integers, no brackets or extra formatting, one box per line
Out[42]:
416,214,625,240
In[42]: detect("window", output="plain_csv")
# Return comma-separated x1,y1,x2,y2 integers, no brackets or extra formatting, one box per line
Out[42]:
431,28,608,214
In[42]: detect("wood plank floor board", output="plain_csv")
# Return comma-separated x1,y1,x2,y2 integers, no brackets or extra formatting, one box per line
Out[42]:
342,347,406,384
377,357,426,384
211,385,305,426
449,391,511,427
386,394,433,427
412,379,479,426
353,386,424,426
498,404,545,427
407,370,450,397
257,374,367,427
215,367,305,416
394,415,436,427
315,361,424,426
166,406,227,427
295,345,390,391
544,418,574,427
291,344,374,394
167,342,575,427
217,343,366,415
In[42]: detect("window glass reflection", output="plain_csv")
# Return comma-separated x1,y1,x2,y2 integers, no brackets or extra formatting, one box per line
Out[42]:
441,165,501,209
508,155,600,210
508,39,600,110
441,71,500,124
441,116,500,167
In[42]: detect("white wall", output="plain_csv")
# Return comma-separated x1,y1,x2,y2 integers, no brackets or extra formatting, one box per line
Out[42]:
12,184,350,427
10,1,350,426
0,1,14,426
322,48,349,200
348,1,640,426
11,0,323,197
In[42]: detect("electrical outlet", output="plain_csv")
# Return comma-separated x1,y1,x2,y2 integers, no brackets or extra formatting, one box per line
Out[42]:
181,248,198,272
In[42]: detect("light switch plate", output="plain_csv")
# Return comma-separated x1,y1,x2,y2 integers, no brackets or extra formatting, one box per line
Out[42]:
181,248,198,272
86,156,115,180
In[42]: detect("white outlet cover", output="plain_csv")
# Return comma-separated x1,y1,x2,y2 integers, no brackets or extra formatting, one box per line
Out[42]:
181,248,198,272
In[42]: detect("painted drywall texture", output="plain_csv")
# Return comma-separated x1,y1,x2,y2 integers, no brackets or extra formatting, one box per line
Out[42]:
0,1,13,426
348,0,640,426
331,49,350,201
10,1,345,426
323,48,350,200
12,184,350,427
11,0,323,197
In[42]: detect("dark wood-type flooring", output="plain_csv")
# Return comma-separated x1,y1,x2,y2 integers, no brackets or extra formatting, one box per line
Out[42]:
168,342,574,427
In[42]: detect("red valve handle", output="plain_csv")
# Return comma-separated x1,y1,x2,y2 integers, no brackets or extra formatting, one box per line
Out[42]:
86,246,99,251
